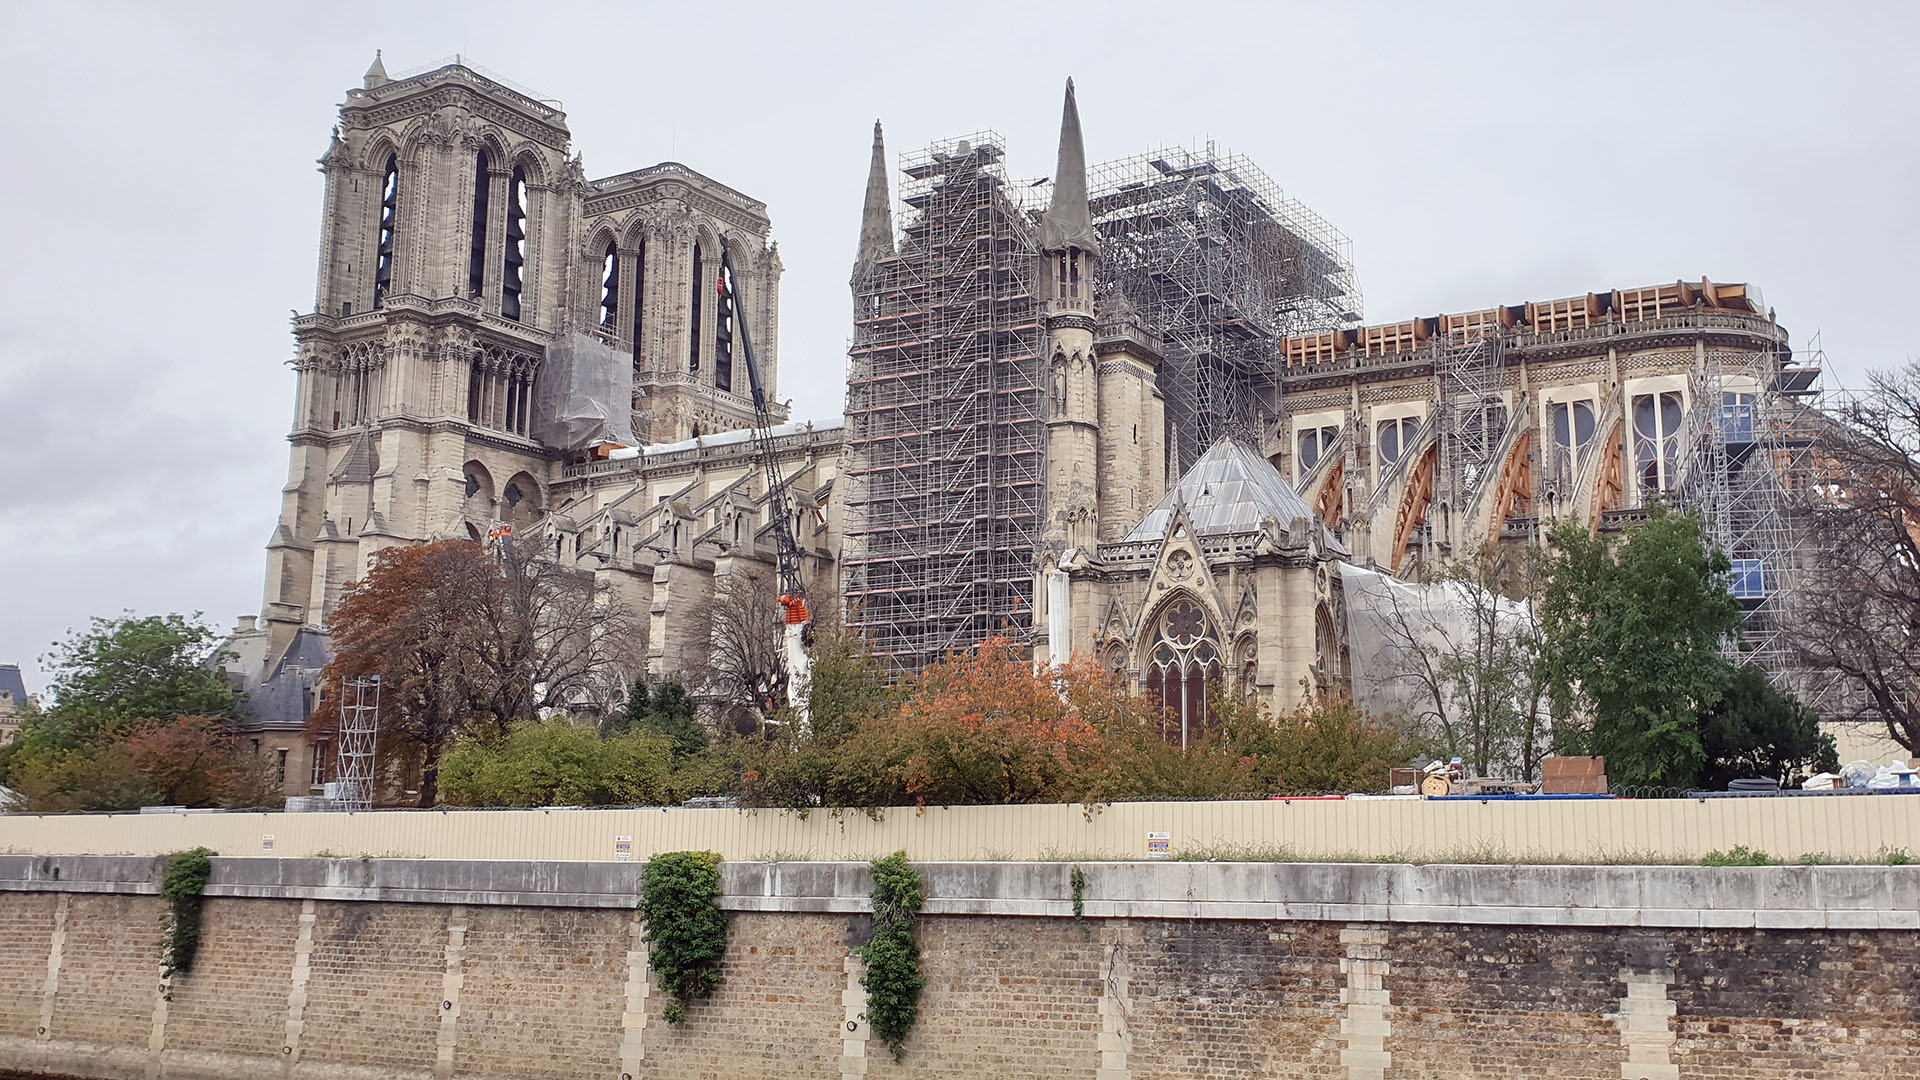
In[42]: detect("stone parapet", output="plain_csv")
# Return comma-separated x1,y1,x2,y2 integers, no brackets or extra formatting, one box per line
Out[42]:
1,856,1912,931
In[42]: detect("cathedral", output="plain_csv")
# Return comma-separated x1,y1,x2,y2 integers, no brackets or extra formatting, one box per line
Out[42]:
226,55,1814,794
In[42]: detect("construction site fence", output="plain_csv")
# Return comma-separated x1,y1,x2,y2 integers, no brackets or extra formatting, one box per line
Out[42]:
0,795,1914,865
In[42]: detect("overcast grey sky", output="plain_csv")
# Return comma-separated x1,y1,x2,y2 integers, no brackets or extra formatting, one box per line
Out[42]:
2,1,1915,691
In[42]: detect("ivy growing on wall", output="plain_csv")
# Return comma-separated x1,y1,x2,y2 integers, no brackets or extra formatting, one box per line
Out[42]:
1070,866,1089,937
639,850,728,1024
160,847,215,984
860,851,925,1061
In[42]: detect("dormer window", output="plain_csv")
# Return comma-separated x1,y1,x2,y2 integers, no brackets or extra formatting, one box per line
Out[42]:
372,155,398,308
502,165,528,321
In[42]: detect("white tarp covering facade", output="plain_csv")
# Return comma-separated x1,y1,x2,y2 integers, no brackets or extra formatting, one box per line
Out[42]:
1338,562,1537,732
532,332,636,452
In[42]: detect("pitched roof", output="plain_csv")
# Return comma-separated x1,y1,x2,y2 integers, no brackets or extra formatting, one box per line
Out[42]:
0,664,26,704
1122,437,1318,543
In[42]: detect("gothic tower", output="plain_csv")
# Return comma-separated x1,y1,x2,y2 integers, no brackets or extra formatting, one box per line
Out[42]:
262,56,787,666
264,57,575,661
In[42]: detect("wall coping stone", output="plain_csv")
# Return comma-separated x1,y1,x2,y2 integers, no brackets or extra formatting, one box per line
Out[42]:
0,856,1911,930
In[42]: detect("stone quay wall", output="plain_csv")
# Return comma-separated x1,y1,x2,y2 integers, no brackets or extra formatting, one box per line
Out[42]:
0,856,1913,1080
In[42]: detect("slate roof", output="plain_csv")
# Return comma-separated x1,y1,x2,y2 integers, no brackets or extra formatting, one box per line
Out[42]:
1122,438,1320,543
0,664,27,704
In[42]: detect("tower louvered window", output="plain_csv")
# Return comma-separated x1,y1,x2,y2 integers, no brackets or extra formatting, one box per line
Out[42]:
502,165,528,321
688,242,703,373
468,150,490,299
372,155,398,309
600,243,620,330
631,240,646,366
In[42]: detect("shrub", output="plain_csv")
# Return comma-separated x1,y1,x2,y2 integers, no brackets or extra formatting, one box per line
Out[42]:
860,851,925,1060
160,847,216,982
1700,845,1773,867
639,851,727,1023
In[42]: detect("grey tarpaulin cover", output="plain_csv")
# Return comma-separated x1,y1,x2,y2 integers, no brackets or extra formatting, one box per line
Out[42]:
1338,562,1534,726
533,332,636,451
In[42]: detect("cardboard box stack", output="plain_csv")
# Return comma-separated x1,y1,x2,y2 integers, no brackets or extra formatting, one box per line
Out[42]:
1541,756,1608,795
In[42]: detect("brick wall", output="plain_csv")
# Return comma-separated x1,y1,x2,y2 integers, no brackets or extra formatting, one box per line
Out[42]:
1123,920,1346,1080
2,861,1918,1079
643,912,846,1080
47,895,163,1050
164,897,298,1064
451,907,630,1080
0,892,56,1039
299,900,448,1073
865,915,1104,1080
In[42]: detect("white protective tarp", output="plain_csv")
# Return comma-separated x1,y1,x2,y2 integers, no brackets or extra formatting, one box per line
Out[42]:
1337,562,1535,728
532,332,636,452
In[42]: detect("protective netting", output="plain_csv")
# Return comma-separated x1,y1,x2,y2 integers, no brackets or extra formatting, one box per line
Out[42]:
1337,563,1534,727
532,332,635,451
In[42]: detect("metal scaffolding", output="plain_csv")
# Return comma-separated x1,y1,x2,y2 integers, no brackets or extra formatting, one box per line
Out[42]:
1089,146,1360,474
335,675,380,811
842,133,1048,670
1674,340,1828,707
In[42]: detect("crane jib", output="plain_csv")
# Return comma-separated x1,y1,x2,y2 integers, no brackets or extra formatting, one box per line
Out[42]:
717,236,809,619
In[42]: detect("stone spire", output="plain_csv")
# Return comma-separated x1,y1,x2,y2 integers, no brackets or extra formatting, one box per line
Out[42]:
1038,78,1099,257
855,120,895,271
363,49,390,89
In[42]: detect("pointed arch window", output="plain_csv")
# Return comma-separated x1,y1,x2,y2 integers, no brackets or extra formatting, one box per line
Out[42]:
631,239,647,366
372,155,398,309
688,242,704,373
1142,596,1222,750
468,150,491,299
600,242,620,330
502,165,529,321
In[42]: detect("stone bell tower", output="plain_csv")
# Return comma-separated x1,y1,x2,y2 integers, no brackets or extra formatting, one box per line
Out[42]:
262,54,575,662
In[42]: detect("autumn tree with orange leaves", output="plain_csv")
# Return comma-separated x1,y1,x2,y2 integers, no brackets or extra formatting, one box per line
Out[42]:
723,636,1406,809
311,539,639,805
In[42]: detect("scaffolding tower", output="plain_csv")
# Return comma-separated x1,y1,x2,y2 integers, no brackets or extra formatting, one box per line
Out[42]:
335,675,380,812
1675,340,1829,708
842,134,1048,670
1088,147,1360,474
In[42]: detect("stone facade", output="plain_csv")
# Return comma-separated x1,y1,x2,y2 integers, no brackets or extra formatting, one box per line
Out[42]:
1,857,1916,1079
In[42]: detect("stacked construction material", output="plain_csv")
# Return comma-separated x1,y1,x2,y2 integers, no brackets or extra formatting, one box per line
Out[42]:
1541,756,1609,795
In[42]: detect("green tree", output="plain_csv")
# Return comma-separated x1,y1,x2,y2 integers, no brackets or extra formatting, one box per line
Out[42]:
633,680,706,761
437,720,677,807
0,614,251,811
40,613,236,733
1697,665,1837,790
1541,505,1743,789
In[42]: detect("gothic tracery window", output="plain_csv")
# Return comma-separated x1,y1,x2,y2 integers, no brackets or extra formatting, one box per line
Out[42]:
1143,596,1223,750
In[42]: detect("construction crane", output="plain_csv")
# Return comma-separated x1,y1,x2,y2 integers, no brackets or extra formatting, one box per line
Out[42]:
716,235,813,727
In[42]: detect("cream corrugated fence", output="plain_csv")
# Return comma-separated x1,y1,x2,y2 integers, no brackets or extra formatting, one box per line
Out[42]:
0,796,1914,863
